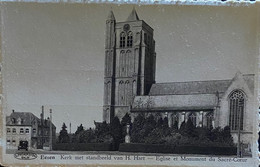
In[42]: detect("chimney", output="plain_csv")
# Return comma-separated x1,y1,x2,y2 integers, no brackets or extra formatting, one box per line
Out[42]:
12,110,15,113
41,106,44,120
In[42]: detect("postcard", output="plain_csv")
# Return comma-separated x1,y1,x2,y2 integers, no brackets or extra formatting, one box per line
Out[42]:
0,2,259,167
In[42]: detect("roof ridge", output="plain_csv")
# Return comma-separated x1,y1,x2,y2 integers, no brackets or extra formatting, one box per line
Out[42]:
154,79,232,85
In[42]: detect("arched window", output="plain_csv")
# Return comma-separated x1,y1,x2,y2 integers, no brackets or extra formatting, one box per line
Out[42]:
206,112,214,129
127,31,133,47
118,81,124,105
132,80,136,96
189,113,197,126
119,51,125,77
229,90,245,131
125,80,130,105
120,32,126,48
126,50,131,76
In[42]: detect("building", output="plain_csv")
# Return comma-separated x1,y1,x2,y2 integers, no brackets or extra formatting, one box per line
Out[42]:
6,106,56,149
103,9,255,153
103,8,156,123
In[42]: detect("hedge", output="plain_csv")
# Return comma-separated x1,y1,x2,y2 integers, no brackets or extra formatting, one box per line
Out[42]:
119,143,236,155
53,143,113,151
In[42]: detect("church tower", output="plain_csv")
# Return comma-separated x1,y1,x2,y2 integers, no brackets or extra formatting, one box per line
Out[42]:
103,8,156,123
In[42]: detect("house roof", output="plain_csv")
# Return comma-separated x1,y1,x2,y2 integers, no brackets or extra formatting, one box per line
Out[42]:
132,94,218,112
6,112,56,128
6,112,40,126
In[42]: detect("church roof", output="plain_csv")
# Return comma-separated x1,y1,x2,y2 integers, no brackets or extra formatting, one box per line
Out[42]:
126,8,139,21
132,94,218,112
149,79,232,96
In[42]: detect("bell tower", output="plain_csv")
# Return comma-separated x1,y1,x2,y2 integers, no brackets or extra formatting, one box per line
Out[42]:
103,8,156,123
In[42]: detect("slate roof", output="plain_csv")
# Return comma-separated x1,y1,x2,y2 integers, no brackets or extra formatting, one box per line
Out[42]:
6,112,56,128
6,112,40,126
149,79,232,96
132,94,218,112
149,74,254,96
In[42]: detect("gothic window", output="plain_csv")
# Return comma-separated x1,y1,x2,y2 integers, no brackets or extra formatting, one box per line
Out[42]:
206,112,214,129
118,81,124,105
25,128,29,134
7,128,11,134
33,128,36,134
189,113,197,126
120,32,126,48
106,81,111,105
127,31,133,47
126,50,131,76
12,140,16,145
132,80,136,96
229,90,245,131
12,128,16,134
119,51,125,77
105,51,109,76
125,81,130,105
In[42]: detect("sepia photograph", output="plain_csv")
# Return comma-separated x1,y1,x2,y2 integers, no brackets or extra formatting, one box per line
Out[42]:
0,2,259,166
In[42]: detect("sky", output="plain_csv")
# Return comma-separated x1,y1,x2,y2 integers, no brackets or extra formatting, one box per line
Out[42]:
1,3,257,133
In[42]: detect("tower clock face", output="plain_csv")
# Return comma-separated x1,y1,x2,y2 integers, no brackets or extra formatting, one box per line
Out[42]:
123,24,130,31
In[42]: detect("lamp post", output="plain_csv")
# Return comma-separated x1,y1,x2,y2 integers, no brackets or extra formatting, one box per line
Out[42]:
49,109,52,151
237,103,243,158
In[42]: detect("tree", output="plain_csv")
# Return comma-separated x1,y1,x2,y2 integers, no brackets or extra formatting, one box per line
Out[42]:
75,124,84,135
156,117,163,128
183,118,196,137
131,114,145,143
162,117,169,129
172,120,179,131
110,117,122,149
179,121,186,133
58,123,70,143
72,124,84,143
79,128,96,143
143,114,157,137
121,113,132,127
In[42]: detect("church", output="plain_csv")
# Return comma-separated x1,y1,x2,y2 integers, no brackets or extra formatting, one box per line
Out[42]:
103,9,255,153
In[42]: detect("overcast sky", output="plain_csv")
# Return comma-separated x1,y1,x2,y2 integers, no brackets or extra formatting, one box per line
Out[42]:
1,3,257,132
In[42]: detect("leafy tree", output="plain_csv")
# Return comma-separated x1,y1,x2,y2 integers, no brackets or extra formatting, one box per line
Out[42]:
79,128,96,143
172,120,179,131
72,124,84,143
121,113,131,126
95,121,110,138
156,117,163,128
110,117,122,149
58,123,70,143
179,121,186,133
75,124,84,135
162,117,169,129
184,118,196,137
142,114,157,137
131,114,145,143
